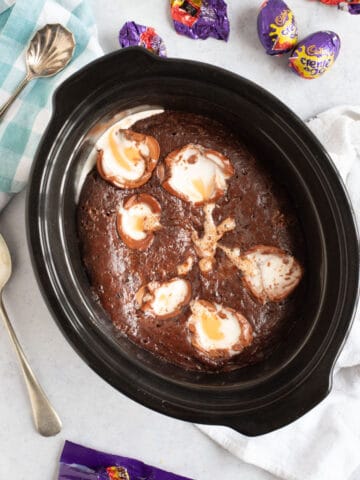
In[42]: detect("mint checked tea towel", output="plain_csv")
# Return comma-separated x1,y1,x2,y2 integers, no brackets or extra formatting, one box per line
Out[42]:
0,0,102,200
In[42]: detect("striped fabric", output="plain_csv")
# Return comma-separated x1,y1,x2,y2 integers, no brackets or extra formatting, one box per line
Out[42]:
0,0,102,195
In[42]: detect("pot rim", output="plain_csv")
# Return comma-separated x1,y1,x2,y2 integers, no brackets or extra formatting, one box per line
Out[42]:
26,48,360,435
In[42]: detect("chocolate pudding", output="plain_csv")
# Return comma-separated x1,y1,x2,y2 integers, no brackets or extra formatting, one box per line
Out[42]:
77,111,306,372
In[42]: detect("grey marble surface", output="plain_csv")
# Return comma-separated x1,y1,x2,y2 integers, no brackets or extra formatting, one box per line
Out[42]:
0,1,359,479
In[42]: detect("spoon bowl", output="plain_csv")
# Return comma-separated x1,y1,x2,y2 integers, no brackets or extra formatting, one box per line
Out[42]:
26,24,76,79
0,234,11,289
0,24,75,120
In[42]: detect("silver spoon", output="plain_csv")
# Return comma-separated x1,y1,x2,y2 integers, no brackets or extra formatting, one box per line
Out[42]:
0,234,62,436
0,23,75,120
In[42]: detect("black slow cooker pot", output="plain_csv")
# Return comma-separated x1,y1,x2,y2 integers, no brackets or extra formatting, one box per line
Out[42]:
27,48,359,436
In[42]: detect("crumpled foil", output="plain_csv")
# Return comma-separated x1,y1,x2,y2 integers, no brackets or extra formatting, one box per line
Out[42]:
339,1,360,14
171,0,230,41
319,0,360,13
119,21,167,56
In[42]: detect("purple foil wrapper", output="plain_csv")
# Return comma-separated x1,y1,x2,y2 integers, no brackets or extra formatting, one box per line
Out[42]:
339,2,360,13
257,0,298,55
58,441,193,480
171,0,230,41
119,21,167,57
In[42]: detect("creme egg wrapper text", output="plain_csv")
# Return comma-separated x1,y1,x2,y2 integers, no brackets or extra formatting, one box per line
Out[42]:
117,194,162,251
97,128,160,189
188,300,253,359
137,278,192,319
162,144,234,204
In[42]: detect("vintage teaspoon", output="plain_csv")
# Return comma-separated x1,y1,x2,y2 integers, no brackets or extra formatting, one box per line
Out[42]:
0,23,75,120
0,234,62,436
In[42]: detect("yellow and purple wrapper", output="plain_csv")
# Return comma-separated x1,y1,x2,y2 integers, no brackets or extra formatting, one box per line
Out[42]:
257,0,298,55
289,31,341,80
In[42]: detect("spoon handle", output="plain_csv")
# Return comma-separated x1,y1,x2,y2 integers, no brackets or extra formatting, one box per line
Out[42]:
0,75,31,120
0,297,62,436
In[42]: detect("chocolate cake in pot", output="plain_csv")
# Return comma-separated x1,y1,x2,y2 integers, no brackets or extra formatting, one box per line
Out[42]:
77,111,306,372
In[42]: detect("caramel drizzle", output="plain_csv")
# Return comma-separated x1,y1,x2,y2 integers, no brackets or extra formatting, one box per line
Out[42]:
191,203,235,272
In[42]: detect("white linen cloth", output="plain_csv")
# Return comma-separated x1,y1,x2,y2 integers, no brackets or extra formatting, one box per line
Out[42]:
198,105,360,480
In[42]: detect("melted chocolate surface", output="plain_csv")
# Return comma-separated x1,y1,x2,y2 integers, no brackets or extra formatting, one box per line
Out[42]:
77,111,306,371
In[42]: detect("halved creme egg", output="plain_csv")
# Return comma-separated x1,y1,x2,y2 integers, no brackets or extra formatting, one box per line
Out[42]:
97,128,160,189
220,244,303,304
161,144,234,205
136,277,192,319
187,300,253,360
116,194,162,251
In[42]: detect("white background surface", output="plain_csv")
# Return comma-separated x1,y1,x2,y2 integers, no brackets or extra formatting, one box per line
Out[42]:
0,1,359,479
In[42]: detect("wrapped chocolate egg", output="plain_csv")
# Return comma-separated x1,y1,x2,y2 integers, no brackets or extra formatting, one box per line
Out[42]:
289,31,341,80
257,0,298,55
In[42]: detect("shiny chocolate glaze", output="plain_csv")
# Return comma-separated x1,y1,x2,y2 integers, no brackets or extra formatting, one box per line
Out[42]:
77,111,306,371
